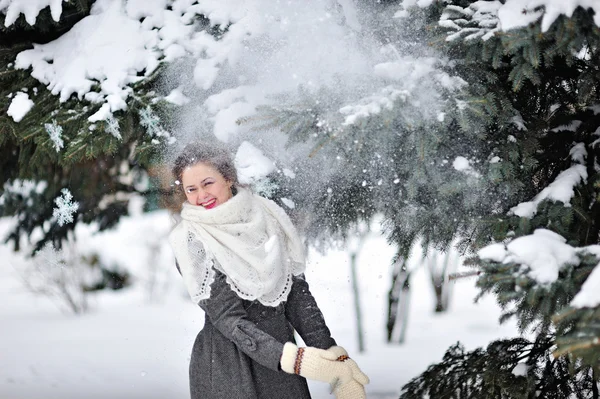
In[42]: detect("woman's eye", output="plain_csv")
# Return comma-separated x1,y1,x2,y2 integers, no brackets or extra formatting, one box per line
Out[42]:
203,181,213,187
186,188,196,194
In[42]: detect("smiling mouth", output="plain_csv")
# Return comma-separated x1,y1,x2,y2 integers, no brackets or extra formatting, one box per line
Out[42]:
202,199,217,209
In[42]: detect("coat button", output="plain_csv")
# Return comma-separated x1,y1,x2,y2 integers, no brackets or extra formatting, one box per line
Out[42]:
244,338,256,351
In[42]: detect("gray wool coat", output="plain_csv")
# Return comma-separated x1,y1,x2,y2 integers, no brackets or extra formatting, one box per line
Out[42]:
184,268,337,399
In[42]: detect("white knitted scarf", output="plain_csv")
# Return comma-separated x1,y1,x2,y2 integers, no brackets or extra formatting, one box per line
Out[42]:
169,187,306,307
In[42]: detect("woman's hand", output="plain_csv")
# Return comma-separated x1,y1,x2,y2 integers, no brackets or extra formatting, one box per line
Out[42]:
280,342,354,385
326,345,369,398
331,379,367,399
326,345,370,385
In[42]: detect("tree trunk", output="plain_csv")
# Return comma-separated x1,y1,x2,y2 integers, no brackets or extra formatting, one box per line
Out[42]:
387,256,411,343
350,252,365,352
427,248,458,313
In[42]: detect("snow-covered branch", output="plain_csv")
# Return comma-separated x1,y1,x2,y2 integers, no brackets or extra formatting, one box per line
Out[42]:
479,229,600,308
0,0,66,26
509,142,588,218
400,0,600,42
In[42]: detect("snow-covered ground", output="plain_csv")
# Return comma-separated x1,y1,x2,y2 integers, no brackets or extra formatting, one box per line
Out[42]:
0,211,518,399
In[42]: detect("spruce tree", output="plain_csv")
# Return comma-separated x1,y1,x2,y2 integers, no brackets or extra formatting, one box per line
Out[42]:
242,0,600,395
397,1,600,396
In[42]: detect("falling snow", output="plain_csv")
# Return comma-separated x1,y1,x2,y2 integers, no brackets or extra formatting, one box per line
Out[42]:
7,91,34,122
105,115,121,140
138,106,175,144
44,120,64,152
52,188,79,226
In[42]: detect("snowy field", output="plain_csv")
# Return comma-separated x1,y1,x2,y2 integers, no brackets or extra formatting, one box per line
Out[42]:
0,211,518,399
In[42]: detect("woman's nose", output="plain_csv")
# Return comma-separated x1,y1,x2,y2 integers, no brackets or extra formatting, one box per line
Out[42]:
195,190,207,205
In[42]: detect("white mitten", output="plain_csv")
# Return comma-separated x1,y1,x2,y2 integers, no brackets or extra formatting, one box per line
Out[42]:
280,342,354,385
327,345,370,386
332,379,367,399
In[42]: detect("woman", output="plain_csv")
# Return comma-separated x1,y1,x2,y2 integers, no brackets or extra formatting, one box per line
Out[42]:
169,143,369,399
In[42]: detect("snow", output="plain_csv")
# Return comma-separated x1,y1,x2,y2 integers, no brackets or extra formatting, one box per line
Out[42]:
551,120,582,132
15,0,158,120
401,0,436,7
512,362,528,376
282,168,296,179
479,230,600,304
212,102,256,142
52,188,79,226
480,229,578,284
0,0,65,26
336,0,362,32
164,87,190,106
571,261,600,308
477,243,507,263
202,87,257,142
340,87,409,126
423,0,600,42
394,9,409,19
105,115,121,140
7,91,34,122
0,213,519,399
280,198,295,209
2,179,47,196
505,229,579,284
452,156,480,177
456,99,467,110
188,2,265,90
172,1,462,144
234,141,275,184
373,57,466,92
335,56,467,125
509,164,587,218
569,142,587,164
204,86,252,114
12,0,211,122
73,208,174,286
443,1,502,41
478,229,600,287
499,0,600,32
44,121,64,152
138,106,175,144
511,114,527,131
453,156,471,171
9,0,464,147
0,179,47,206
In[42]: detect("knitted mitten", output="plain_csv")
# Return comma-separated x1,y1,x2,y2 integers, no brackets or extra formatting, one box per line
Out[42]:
280,342,353,384
326,345,370,385
331,379,367,399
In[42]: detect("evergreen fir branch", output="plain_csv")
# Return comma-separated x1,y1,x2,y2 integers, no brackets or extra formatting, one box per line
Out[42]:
401,334,600,398
448,270,481,281
555,336,600,359
391,2,600,394
474,254,596,336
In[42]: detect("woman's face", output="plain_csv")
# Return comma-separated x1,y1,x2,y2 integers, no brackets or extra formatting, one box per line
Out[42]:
181,162,233,209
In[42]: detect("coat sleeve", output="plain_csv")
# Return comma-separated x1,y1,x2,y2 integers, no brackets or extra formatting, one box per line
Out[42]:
284,274,337,350
197,270,285,372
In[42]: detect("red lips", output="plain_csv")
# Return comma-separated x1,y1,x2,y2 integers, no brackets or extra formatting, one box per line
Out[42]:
202,198,217,209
